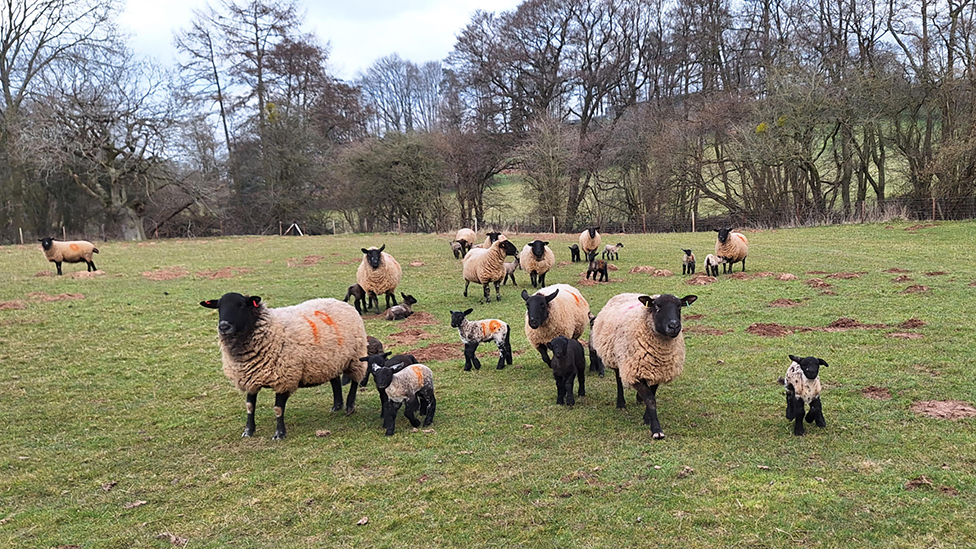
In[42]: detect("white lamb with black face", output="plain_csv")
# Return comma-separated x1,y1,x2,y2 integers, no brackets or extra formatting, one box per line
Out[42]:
371,362,435,436
783,354,828,436
450,309,512,371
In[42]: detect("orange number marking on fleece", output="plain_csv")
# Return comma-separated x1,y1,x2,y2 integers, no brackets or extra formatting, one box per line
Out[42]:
313,311,343,345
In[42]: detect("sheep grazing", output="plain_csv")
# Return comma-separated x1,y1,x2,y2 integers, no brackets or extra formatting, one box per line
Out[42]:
586,251,608,282
455,228,478,256
384,293,417,320
343,283,368,314
462,238,519,303
591,292,698,439
703,254,725,277
199,293,367,439
587,312,604,377
450,308,513,370
360,351,418,417
568,244,581,263
522,284,590,366
602,243,623,261
714,228,749,272
371,361,435,436
579,227,602,256
502,257,519,286
39,237,98,275
784,354,828,436
451,240,463,259
357,245,403,314
519,239,555,288
548,336,586,406
681,249,696,275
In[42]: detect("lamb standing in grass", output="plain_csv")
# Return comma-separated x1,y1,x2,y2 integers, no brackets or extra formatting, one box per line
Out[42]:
586,251,608,282
360,351,418,417
39,237,99,275
548,336,586,406
503,257,519,286
200,293,367,439
357,245,403,314
714,228,749,272
371,361,435,436
569,244,581,263
579,227,601,257
603,243,623,261
522,284,590,366
783,354,828,436
462,238,519,303
343,283,368,314
519,239,555,288
703,254,724,277
451,308,513,370
591,292,698,439
384,293,417,320
682,249,696,275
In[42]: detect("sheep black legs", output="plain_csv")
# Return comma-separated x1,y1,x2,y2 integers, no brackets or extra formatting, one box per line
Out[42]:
272,392,291,439
614,368,626,408
554,371,584,406
806,397,826,428
55,262,62,275
536,344,552,367
330,377,345,412
589,347,604,377
385,291,398,310
530,272,547,288
463,281,470,297
383,400,402,436
635,382,664,439
344,380,359,415
482,283,491,304
243,392,258,437
463,342,482,371
87,260,96,271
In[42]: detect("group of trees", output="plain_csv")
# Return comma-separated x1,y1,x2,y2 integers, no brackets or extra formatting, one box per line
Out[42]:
2,0,976,242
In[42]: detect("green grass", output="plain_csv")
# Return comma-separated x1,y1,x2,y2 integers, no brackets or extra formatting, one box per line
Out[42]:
1,223,975,548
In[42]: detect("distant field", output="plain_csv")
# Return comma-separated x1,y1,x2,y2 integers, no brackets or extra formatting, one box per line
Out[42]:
2,222,975,548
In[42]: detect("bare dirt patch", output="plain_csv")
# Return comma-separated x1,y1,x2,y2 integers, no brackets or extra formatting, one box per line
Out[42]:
924,271,948,276
607,264,619,271
286,255,324,267
888,332,924,339
142,266,189,281
899,318,926,329
905,224,936,231
652,269,673,277
70,270,106,279
34,271,54,277
684,325,728,335
746,323,798,337
805,278,832,288
826,272,866,279
195,267,252,279
0,300,27,311
862,386,892,400
557,261,571,267
401,311,439,327
769,298,803,308
904,476,933,490
901,284,930,294
776,273,798,281
911,400,976,419
825,318,886,331
409,261,425,267
407,343,463,362
26,292,85,302
577,279,598,286
970,281,976,287
753,271,775,278
891,275,914,283
629,265,656,274
387,329,436,346
727,272,752,280
885,268,911,273
686,275,717,285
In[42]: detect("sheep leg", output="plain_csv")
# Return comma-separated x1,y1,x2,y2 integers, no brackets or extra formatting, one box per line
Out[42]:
481,283,491,304
330,377,345,412
55,261,62,275
243,392,258,437
741,258,746,272
495,345,506,370
344,378,359,416
377,388,388,417
493,281,502,301
554,375,567,405
806,397,825,428
636,383,664,439
404,397,422,428
388,291,398,307
87,260,96,272
272,392,290,440
384,400,402,436
564,375,576,406
791,398,806,436
576,363,585,398
530,272,537,287
535,344,552,367
422,392,435,427
463,280,470,297
589,347,604,377
539,272,546,287
614,368,626,408
785,384,796,419
463,342,481,370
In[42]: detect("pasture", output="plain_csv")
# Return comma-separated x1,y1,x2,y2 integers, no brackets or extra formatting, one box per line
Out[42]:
1,223,975,548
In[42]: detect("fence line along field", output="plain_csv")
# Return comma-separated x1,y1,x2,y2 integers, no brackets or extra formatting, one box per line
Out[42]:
2,222,975,547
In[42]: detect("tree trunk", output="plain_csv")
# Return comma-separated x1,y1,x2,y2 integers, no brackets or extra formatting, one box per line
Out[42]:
118,206,146,241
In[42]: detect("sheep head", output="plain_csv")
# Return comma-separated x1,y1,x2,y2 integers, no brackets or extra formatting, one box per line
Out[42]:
528,239,548,259
715,228,733,243
522,289,559,329
585,227,600,238
636,294,697,339
39,237,54,250
371,361,411,391
789,355,828,380
200,292,262,339
361,245,386,268
450,309,474,328
498,239,518,256
547,335,572,359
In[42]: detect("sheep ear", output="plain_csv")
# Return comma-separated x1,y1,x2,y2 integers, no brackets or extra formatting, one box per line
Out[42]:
378,244,386,252
361,248,368,254
401,292,407,299
638,295,653,308
818,358,829,367
249,296,261,307
390,362,408,373
789,354,801,363
713,229,720,232
680,295,698,307
545,289,559,302
360,356,370,363
463,308,473,316
521,290,530,301
383,351,392,358
543,241,549,246
200,299,219,309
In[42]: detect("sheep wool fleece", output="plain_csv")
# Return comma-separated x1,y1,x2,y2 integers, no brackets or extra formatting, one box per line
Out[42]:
463,240,510,284
357,250,402,295
524,284,590,348
592,293,686,388
43,240,98,263
386,364,435,403
519,244,555,275
715,232,749,263
219,298,367,395
579,230,602,255
785,360,821,404
455,228,477,246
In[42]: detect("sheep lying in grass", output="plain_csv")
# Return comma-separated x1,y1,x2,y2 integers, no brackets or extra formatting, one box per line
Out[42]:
603,243,623,261
579,227,601,256
455,228,477,256
343,283,368,314
371,361,435,436
783,354,828,436
360,351,418,417
200,293,367,439
39,237,99,275
569,244,581,263
462,238,519,303
385,293,417,320
703,254,725,277
503,257,519,286
714,228,749,272
519,239,555,288
591,292,698,439
682,249,696,275
548,336,586,406
586,251,608,282
451,308,513,370
357,245,403,314
522,284,590,366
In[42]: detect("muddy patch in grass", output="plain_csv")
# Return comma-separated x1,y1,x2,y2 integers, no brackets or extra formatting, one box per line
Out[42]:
401,311,439,327
727,272,752,280
746,323,803,337
26,292,85,302
70,270,106,279
143,266,189,281
387,329,436,346
825,318,886,331
805,278,832,289
911,400,976,419
557,261,571,267
409,261,425,267
629,265,657,274
0,300,27,311
924,271,948,276
753,271,775,278
806,270,830,275
195,267,252,279
826,272,867,279
899,318,926,329
684,325,729,335
885,268,911,273
768,298,803,308
892,275,914,283
607,264,619,271
776,273,798,281
901,284,930,294
652,269,673,277
286,255,324,267
862,386,892,400
34,271,53,277
686,274,717,285
407,343,463,362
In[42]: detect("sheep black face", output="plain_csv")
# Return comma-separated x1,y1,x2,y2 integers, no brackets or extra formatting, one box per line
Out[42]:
789,354,828,379
359,351,393,388
715,228,732,243
498,239,519,256
528,239,548,259
371,362,410,391
585,227,600,238
401,293,417,306
637,294,697,338
361,244,386,268
682,248,693,256
38,237,54,251
522,289,559,330
547,335,571,360
200,292,262,339
450,308,473,328
486,231,502,243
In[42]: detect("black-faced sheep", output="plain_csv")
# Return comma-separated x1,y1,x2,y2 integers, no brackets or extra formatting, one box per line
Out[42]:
360,351,418,417
682,249,696,275
451,240,463,259
199,293,367,439
522,284,590,367
586,251,608,282
579,227,601,256
455,228,477,256
481,231,504,249
371,361,435,436
548,336,586,406
384,293,417,320
502,257,519,286
714,228,749,272
39,237,98,275
784,354,828,436
462,238,519,303
569,244,581,263
357,245,403,314
450,308,513,370
591,293,698,439
519,239,555,288
343,283,368,314
602,243,623,261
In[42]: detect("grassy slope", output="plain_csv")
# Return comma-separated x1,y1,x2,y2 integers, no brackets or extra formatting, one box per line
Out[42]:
1,223,975,548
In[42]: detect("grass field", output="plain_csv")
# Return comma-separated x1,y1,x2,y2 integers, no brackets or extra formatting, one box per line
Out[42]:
2,222,975,548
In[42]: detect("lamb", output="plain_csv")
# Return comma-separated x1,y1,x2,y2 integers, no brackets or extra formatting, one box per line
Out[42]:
591,292,698,439
578,227,602,256
199,292,367,439
357,245,403,314
703,254,725,277
783,354,828,436
39,237,98,275
502,256,520,286
450,308,513,370
371,361,435,436
455,228,477,256
367,336,384,355
548,336,586,406
586,251,608,282
681,249,696,275
568,244,581,263
343,283,368,314
451,240,463,259
462,238,519,303
587,312,604,377
602,243,623,261
359,351,418,417
384,293,417,320
519,239,555,288
522,284,590,366
714,228,749,272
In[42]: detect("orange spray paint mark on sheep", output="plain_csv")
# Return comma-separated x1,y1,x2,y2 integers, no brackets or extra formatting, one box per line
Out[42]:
302,316,320,344
313,311,343,345
482,320,502,337
410,365,425,385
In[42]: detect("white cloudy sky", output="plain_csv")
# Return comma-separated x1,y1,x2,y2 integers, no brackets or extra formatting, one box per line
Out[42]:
119,0,523,80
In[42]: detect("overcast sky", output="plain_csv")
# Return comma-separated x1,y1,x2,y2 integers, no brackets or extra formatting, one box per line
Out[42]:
118,0,523,80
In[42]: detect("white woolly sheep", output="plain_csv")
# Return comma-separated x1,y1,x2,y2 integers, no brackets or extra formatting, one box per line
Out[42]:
462,238,519,303
502,257,519,286
370,361,435,436
39,237,98,275
200,293,368,439
519,240,555,288
579,227,602,256
703,254,725,277
602,242,623,261
681,249,696,275
591,292,698,439
714,228,749,272
783,354,828,436
522,284,590,366
450,308,513,370
357,245,403,314
384,293,417,320
455,228,477,256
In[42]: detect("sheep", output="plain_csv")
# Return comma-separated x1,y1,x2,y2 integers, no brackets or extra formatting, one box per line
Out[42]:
462,238,519,303
522,284,590,367
455,228,477,256
370,361,435,436
681,249,696,275
367,336,384,355
519,239,555,288
357,245,403,314
569,244,581,263
343,283,368,314
481,231,504,249
591,292,698,439
450,308,513,371
714,228,749,272
783,354,828,436
359,351,418,417
703,254,725,277
587,312,604,377
451,240,463,259
384,293,417,320
548,336,586,406
602,243,623,261
586,251,608,282
502,256,520,286
199,292,367,439
39,237,98,275
578,227,602,256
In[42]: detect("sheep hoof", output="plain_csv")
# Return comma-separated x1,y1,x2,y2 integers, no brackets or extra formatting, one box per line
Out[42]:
344,407,355,416
330,404,343,412
385,430,395,436
241,430,254,438
272,432,286,440
652,432,665,440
